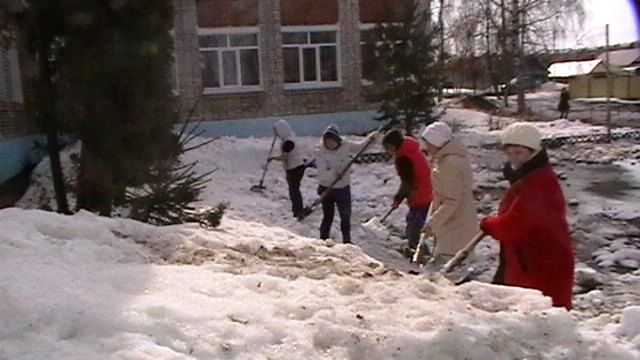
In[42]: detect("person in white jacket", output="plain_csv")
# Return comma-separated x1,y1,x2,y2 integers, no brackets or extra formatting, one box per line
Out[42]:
314,124,376,243
268,119,311,219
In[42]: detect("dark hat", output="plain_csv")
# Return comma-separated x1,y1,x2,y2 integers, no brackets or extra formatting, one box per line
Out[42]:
323,124,342,144
382,129,404,148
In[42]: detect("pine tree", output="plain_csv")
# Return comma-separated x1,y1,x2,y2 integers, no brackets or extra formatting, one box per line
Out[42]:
58,0,178,216
365,0,440,134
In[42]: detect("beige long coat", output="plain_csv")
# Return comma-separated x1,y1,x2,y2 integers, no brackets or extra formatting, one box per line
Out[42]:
426,137,479,256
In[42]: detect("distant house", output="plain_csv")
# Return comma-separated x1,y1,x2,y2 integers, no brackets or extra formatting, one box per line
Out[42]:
597,48,640,68
547,58,640,100
172,0,431,137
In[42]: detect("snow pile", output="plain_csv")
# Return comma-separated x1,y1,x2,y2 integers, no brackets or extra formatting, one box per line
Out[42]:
622,306,640,342
535,119,608,137
539,82,568,91
17,142,81,210
593,247,640,270
1,208,639,359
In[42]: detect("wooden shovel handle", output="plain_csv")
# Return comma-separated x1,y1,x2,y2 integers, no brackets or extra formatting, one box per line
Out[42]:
441,231,487,274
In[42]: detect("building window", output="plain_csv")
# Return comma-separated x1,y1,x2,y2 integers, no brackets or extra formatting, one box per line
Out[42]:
198,29,261,93
282,27,340,89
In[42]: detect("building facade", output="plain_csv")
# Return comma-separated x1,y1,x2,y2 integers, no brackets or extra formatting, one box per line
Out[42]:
172,0,428,133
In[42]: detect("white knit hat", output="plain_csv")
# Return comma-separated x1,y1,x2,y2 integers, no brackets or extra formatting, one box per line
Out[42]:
501,122,542,151
421,121,452,147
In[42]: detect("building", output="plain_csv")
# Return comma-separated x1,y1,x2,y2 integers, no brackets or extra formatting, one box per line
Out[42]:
547,58,640,100
0,0,39,185
172,0,429,136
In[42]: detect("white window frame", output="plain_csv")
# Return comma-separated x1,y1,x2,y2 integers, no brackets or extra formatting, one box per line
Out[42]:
198,27,263,95
281,25,342,90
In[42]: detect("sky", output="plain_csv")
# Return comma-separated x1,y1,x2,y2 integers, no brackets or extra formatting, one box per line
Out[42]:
562,0,640,48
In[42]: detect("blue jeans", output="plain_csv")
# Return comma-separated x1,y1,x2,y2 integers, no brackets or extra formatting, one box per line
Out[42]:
406,206,429,249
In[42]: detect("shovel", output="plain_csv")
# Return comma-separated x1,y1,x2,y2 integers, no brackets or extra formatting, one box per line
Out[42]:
361,205,398,240
250,134,277,193
440,231,487,274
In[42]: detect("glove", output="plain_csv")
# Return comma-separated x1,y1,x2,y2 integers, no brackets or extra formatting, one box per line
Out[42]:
368,129,381,140
479,217,490,233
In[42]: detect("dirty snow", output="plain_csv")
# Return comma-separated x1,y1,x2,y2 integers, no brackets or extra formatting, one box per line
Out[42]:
9,96,640,358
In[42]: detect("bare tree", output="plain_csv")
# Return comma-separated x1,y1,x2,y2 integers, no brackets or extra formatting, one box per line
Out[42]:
445,0,585,113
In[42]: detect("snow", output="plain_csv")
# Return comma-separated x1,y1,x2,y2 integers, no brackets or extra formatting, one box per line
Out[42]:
8,96,640,358
621,306,640,341
574,98,640,105
547,59,607,78
2,208,639,359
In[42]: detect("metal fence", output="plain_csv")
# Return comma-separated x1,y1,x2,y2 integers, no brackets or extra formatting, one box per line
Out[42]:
354,130,640,164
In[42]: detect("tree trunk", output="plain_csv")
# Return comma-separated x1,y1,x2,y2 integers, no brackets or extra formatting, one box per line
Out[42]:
438,0,445,101
76,144,113,216
511,0,526,114
484,0,499,94
36,11,70,214
500,0,510,107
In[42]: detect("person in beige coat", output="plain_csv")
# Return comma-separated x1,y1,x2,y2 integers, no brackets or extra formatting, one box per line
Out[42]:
420,122,479,259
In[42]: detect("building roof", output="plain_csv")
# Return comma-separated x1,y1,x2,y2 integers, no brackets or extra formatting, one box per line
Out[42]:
547,59,608,78
597,48,640,67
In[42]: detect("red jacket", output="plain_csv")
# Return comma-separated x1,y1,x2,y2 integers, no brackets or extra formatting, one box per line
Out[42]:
481,158,574,309
394,137,433,209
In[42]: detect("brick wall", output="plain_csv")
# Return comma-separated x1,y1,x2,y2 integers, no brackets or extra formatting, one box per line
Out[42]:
0,101,24,139
174,0,430,123
174,0,381,123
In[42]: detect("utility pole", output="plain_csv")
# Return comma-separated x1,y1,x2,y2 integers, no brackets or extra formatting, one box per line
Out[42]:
605,24,612,141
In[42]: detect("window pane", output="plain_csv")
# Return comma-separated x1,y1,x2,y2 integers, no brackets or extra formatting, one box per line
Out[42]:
230,33,258,47
199,35,227,48
310,31,336,44
222,50,238,86
320,46,337,81
283,47,300,83
282,32,308,45
303,47,317,82
201,50,220,87
240,49,260,85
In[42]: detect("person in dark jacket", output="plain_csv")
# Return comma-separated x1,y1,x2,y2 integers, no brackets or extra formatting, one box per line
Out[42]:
382,130,433,253
480,122,575,309
558,88,570,119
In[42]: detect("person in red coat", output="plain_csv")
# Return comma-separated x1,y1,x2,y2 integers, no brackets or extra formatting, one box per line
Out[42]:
382,130,433,253
480,123,575,309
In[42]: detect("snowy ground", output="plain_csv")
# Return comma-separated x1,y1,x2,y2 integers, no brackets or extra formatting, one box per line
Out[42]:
482,88,640,129
6,102,640,358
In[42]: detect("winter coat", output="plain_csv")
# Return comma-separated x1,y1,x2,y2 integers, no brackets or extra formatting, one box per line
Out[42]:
273,120,308,170
426,137,479,256
314,137,370,190
393,137,433,209
481,149,574,309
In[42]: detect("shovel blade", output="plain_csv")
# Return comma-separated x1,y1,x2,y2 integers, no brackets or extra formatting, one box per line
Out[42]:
250,184,266,193
361,216,389,240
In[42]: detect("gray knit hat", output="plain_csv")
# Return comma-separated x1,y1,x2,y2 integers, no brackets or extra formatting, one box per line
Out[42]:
323,124,342,144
